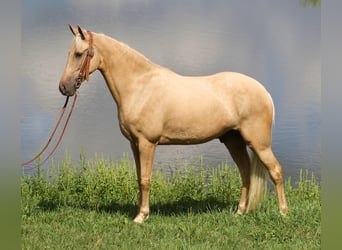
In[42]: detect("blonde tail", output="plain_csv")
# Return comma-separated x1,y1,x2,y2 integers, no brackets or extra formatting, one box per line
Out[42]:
246,151,267,213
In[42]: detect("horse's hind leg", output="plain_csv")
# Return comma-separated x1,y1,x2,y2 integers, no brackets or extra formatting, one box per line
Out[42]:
253,147,288,216
240,125,288,216
220,130,250,215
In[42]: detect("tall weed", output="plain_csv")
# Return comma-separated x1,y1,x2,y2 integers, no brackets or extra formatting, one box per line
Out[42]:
22,153,320,217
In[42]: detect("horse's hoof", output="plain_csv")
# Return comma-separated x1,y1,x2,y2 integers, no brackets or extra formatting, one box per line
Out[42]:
133,213,149,224
236,206,246,216
280,209,288,217
235,210,244,217
280,205,288,217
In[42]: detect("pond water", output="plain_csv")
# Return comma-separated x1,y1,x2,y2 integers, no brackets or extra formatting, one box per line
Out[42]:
21,1,320,181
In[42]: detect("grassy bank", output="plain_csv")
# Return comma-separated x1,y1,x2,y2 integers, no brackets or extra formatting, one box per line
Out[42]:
22,154,321,249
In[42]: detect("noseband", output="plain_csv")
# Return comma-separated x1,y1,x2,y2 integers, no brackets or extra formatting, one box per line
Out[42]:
75,31,94,89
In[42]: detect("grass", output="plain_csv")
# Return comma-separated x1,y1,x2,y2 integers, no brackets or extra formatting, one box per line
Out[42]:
21,153,321,249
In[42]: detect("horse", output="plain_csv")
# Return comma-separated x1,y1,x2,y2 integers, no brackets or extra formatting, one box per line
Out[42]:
59,25,288,224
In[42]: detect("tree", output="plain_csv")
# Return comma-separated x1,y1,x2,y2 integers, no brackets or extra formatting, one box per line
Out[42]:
301,0,321,7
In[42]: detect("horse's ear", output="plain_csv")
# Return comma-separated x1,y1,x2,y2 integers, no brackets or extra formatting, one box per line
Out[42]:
68,24,77,36
77,25,87,40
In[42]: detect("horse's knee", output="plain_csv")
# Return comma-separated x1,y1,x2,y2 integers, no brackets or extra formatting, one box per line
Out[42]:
139,178,151,191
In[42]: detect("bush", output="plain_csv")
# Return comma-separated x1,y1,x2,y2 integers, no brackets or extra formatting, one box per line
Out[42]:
21,153,320,217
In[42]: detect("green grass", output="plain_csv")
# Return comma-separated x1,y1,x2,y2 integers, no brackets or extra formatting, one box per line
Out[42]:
21,153,321,249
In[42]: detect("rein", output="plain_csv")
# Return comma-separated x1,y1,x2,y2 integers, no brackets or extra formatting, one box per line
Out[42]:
21,94,77,171
22,31,94,172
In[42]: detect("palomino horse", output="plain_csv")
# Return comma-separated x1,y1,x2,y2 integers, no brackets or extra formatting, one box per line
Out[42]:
59,25,288,224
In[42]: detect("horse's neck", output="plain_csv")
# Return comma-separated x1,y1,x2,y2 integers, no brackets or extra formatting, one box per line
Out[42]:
97,34,157,106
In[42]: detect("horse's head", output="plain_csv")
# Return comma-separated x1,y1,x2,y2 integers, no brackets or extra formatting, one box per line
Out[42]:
59,24,100,96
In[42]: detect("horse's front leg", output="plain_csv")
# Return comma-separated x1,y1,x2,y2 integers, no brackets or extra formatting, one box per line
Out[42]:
131,138,156,224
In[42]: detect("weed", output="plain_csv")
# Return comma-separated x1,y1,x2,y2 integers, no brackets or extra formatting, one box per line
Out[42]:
21,153,321,249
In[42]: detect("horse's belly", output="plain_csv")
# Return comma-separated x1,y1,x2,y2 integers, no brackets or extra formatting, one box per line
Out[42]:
158,111,235,145
158,132,221,145
158,127,228,145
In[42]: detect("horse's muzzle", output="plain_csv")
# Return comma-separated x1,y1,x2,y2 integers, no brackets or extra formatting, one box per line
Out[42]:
59,82,76,96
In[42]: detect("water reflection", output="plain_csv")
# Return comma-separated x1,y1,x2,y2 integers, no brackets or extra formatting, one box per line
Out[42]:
21,1,320,180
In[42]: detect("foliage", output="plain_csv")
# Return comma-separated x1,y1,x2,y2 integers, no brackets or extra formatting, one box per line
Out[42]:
301,0,321,7
22,153,321,249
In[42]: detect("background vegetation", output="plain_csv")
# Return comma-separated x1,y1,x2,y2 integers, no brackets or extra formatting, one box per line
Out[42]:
301,0,320,7
22,153,320,249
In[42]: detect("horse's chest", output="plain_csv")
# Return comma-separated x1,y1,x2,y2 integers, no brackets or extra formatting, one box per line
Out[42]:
118,116,133,140
117,111,143,141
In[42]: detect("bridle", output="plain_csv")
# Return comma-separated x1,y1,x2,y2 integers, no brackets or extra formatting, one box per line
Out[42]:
75,31,94,89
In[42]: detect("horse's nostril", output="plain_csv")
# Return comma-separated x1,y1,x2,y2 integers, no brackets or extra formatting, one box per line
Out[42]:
59,84,66,94
75,79,81,89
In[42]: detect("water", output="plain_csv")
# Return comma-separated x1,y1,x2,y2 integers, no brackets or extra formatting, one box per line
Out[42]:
21,1,320,181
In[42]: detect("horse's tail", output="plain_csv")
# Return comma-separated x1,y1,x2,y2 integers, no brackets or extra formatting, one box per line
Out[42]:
246,151,267,213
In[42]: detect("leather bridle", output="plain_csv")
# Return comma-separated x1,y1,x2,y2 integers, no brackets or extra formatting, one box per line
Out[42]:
75,31,94,89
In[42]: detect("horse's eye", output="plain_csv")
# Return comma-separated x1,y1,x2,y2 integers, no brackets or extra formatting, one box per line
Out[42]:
75,52,83,58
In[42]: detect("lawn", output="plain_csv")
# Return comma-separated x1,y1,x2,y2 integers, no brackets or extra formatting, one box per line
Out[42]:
21,154,321,249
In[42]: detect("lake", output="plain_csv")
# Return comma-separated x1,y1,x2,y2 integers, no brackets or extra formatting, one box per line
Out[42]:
21,1,320,181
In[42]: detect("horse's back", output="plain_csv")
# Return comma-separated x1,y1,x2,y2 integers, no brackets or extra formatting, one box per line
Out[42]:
172,71,273,118
145,70,274,144
206,72,268,95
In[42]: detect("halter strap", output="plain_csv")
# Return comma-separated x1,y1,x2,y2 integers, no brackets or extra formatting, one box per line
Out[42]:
76,31,94,88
